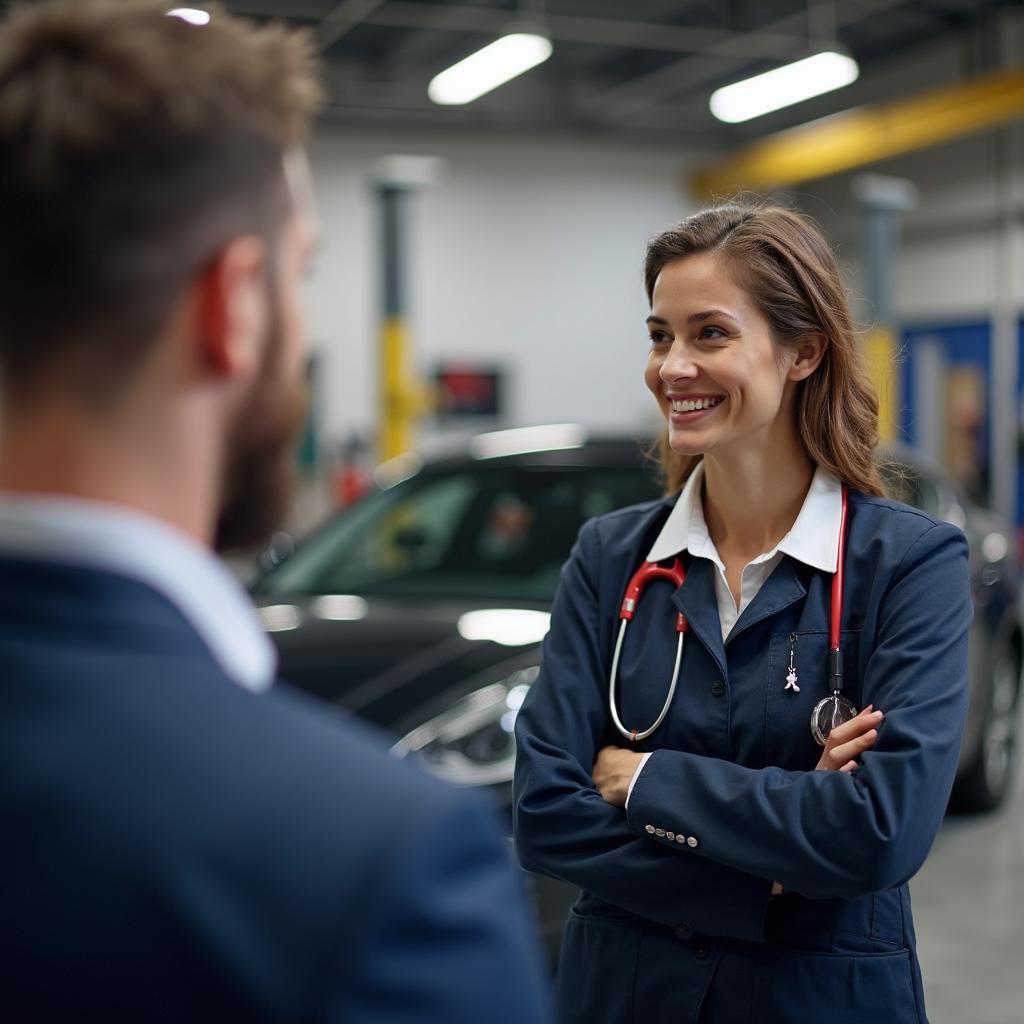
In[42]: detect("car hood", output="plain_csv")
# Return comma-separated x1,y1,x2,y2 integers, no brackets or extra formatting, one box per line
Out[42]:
256,595,548,734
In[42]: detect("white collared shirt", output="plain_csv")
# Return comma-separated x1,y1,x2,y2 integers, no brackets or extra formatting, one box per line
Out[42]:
625,461,843,804
647,460,843,642
0,494,275,692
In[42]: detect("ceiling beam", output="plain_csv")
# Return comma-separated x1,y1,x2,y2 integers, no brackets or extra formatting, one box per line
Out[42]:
690,66,1024,196
315,98,726,150
359,3,813,59
315,0,386,51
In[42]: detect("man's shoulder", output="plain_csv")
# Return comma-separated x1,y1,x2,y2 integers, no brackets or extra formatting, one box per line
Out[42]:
0,552,213,649
0,552,472,858
187,671,484,862
0,568,541,1021
110,653,477,845
167,680,506,944
3,611,495,929
254,679,467,818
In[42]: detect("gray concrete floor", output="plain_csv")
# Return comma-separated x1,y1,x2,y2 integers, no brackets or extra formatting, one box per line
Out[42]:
913,754,1024,1024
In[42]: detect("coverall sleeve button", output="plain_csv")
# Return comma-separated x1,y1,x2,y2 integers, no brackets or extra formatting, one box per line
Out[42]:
655,828,666,837
675,834,686,844
711,680,725,697
665,831,675,840
687,836,699,848
673,924,693,940
645,824,655,834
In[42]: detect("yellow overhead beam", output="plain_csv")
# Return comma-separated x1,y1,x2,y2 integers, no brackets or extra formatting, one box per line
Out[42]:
691,66,1024,198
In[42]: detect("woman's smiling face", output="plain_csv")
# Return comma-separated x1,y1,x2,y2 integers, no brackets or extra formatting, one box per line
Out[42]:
644,252,799,460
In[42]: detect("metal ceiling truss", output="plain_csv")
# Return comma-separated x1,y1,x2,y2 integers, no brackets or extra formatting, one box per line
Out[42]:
263,0,993,137
1,0,1007,144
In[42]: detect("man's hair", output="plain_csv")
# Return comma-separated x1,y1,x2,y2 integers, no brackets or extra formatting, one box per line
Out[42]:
0,0,322,405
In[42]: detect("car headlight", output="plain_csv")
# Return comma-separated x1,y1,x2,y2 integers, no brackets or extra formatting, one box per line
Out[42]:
391,666,539,786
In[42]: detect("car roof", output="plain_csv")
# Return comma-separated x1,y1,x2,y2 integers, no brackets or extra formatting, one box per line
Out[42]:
375,426,656,486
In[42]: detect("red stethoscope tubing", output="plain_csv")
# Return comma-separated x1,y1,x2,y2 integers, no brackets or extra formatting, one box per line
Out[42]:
618,557,688,632
608,557,688,742
608,486,850,743
830,486,849,653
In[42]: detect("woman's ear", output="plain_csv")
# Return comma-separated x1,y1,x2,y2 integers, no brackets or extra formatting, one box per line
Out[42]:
789,332,826,382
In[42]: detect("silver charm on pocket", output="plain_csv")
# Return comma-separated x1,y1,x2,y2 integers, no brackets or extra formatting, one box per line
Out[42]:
784,632,800,693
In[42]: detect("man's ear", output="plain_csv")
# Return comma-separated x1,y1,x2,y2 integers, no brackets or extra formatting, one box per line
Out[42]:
789,331,826,382
194,235,268,379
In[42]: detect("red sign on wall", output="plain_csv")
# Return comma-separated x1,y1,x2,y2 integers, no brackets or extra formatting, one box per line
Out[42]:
435,364,503,419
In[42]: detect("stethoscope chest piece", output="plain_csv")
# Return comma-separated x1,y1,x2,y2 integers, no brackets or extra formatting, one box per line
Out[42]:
810,690,858,746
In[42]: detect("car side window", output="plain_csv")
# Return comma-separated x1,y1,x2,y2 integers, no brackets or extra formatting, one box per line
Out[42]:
258,461,662,602
368,476,477,573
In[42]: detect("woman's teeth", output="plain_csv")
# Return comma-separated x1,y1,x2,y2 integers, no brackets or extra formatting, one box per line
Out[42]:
671,396,723,413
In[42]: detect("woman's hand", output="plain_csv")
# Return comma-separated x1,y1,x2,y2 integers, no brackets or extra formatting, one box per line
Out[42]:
768,707,884,896
815,705,884,773
593,746,646,808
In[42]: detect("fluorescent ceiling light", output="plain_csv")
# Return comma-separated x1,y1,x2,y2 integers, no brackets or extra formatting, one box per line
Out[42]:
166,8,210,25
429,33,552,106
710,51,859,124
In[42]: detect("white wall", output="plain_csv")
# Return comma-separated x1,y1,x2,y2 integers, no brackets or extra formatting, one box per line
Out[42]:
304,132,703,452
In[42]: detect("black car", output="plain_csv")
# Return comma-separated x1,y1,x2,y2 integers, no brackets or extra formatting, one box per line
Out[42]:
253,425,1022,952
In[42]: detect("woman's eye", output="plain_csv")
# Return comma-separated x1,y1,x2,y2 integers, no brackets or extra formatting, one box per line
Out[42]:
649,331,671,346
698,325,727,341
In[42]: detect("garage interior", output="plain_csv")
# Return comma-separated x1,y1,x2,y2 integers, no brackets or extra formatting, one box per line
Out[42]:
3,1,1023,1021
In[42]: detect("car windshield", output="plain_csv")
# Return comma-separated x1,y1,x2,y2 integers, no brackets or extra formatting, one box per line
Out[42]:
256,462,662,603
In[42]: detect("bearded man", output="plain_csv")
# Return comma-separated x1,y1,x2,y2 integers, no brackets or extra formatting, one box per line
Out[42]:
0,3,551,1022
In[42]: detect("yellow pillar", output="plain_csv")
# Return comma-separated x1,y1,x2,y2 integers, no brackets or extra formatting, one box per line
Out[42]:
379,315,418,462
863,327,898,445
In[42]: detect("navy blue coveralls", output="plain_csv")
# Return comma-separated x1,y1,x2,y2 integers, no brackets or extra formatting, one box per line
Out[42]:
513,489,971,1024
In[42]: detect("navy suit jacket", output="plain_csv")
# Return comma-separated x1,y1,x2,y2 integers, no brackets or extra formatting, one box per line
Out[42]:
514,491,971,1024
0,555,551,1023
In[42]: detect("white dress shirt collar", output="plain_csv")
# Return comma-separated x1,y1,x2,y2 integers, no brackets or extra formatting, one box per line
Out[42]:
0,494,275,692
646,460,843,574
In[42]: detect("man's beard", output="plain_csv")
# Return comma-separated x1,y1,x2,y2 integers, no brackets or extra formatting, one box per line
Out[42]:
213,298,308,555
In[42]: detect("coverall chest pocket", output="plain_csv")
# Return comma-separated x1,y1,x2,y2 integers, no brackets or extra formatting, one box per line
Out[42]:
764,629,861,770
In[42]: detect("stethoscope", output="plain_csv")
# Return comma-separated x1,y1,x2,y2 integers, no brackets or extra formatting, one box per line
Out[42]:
608,486,857,747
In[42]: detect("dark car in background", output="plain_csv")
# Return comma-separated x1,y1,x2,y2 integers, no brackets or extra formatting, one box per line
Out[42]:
252,425,1022,954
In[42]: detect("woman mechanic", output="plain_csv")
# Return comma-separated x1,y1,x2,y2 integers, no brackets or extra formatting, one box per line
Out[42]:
512,205,971,1023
